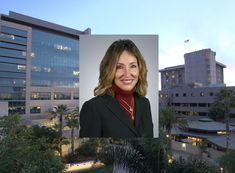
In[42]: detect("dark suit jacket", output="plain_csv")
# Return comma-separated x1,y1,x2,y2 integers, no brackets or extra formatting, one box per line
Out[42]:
79,93,153,138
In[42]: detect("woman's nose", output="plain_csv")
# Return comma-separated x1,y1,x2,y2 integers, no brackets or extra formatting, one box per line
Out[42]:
123,67,131,77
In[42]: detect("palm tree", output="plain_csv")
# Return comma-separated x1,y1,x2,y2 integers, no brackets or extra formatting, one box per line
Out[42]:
65,109,79,155
159,106,187,160
51,104,69,156
213,88,235,153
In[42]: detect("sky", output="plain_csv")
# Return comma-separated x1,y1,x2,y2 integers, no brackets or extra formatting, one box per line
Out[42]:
1,0,235,87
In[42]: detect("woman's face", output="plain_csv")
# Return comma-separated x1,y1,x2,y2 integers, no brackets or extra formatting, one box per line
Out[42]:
114,50,139,91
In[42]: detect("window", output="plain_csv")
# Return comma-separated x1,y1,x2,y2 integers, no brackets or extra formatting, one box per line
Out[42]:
175,93,179,97
200,92,204,96
190,103,197,107
209,92,214,96
191,93,195,97
54,92,71,100
198,103,206,107
30,106,41,113
73,92,79,100
183,93,187,97
31,92,51,100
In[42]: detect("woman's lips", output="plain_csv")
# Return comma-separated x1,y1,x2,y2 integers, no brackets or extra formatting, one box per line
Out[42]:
121,79,134,85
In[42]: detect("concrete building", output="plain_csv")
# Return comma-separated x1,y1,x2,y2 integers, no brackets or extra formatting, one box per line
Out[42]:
159,48,235,117
160,49,226,90
160,48,235,162
0,11,90,125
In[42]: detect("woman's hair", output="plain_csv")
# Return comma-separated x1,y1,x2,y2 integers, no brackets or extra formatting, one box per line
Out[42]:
94,39,148,97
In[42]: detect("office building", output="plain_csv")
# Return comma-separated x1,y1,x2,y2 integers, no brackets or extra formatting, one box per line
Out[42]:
0,11,90,125
160,49,226,90
159,48,235,117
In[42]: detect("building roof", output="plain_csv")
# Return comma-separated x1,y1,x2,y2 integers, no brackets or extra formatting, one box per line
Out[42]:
1,11,90,38
187,120,235,132
171,119,235,150
207,135,235,150
159,65,185,72
216,61,226,68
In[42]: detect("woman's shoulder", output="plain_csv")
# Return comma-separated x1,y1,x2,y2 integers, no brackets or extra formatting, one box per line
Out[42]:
84,94,112,104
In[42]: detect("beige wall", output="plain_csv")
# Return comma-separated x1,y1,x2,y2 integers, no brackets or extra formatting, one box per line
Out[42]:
0,102,8,116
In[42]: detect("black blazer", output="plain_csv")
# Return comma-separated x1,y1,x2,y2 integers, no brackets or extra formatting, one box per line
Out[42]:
79,93,153,138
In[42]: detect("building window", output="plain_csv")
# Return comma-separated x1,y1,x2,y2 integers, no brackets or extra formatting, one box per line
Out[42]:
73,92,79,100
31,92,51,100
190,103,197,107
183,93,187,97
198,103,206,107
200,92,204,96
175,93,179,97
191,93,195,97
182,103,189,107
30,106,41,113
54,92,71,100
209,92,214,96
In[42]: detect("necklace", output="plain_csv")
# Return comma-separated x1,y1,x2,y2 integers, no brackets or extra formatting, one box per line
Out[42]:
120,98,135,120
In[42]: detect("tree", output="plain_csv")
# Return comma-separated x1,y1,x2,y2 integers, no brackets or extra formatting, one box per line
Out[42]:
98,138,167,173
159,106,187,160
65,110,79,155
0,113,21,137
0,114,64,173
213,88,235,153
76,138,109,159
218,151,235,173
51,104,70,156
166,156,219,173
208,105,225,121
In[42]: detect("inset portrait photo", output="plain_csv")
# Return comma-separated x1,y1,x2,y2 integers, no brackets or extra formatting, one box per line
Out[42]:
79,35,158,138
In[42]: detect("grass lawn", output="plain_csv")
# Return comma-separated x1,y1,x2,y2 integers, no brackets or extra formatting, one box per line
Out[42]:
78,165,113,173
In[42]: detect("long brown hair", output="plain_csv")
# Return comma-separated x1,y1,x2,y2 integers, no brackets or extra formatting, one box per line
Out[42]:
94,39,148,97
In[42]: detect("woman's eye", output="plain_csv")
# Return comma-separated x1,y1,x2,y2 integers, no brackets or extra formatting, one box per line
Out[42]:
116,65,123,69
131,64,137,68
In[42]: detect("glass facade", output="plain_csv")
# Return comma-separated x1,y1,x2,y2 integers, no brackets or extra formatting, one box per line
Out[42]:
31,92,51,100
54,92,71,100
0,25,27,114
31,29,79,88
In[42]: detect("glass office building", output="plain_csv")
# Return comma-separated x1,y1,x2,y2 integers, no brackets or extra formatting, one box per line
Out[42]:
0,11,90,125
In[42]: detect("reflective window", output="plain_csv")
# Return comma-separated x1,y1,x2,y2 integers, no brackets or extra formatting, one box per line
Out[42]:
0,78,26,87
1,26,27,37
30,106,41,113
0,33,27,45
0,56,26,64
0,24,27,115
31,92,51,100
0,47,26,58
73,92,79,100
0,92,26,100
54,92,71,100
9,106,25,115
31,29,79,88
0,63,26,72
0,72,26,78
0,41,26,50
0,86,25,92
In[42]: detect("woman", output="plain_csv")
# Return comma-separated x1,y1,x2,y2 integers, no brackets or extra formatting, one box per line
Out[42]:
79,39,153,137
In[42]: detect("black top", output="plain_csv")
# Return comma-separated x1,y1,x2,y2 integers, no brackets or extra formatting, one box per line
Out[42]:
79,93,153,138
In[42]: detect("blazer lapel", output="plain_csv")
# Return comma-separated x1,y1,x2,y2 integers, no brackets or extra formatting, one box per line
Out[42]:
101,95,139,136
134,94,143,128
